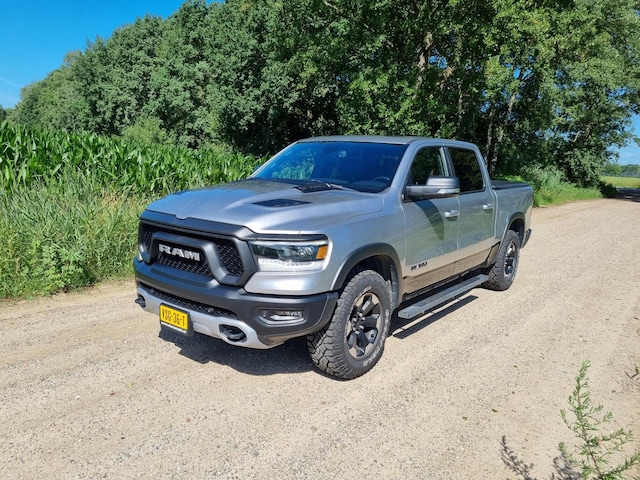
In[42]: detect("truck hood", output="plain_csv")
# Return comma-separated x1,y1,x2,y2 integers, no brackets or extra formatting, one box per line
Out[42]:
146,179,383,233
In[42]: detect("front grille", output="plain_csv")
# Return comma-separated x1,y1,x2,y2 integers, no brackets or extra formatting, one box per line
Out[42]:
157,251,214,278
140,283,237,319
143,230,154,250
139,223,246,281
215,239,244,275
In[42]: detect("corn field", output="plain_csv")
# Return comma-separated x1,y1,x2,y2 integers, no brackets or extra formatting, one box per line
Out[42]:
0,121,261,194
0,121,262,298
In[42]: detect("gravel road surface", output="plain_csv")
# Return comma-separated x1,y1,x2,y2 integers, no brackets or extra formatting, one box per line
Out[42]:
1,198,639,479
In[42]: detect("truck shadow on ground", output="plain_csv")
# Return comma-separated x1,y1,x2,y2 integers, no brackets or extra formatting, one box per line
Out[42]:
159,328,314,376
501,436,580,480
158,294,478,376
391,294,478,339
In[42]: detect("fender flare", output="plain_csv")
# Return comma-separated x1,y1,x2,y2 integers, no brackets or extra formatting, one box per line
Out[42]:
330,243,403,307
500,212,526,243
483,212,526,269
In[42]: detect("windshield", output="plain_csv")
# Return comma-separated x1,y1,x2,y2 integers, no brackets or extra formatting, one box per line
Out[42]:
252,141,408,193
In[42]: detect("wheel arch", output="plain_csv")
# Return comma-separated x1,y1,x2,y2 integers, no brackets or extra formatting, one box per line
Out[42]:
484,213,526,269
502,212,526,243
331,244,402,311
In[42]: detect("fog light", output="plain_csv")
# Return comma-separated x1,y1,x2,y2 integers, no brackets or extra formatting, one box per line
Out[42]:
258,309,304,324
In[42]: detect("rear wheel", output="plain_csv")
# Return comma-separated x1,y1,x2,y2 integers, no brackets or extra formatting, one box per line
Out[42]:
483,230,520,291
307,269,391,379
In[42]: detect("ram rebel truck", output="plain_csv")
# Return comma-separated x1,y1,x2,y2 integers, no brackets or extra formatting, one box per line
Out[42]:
134,136,533,379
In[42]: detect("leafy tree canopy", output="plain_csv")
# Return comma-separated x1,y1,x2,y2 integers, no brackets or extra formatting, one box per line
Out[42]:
10,0,640,186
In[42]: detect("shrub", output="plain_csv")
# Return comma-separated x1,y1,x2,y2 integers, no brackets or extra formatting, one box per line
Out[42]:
559,361,640,479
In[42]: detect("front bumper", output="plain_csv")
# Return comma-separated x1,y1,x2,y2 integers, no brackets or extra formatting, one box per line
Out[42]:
135,278,338,349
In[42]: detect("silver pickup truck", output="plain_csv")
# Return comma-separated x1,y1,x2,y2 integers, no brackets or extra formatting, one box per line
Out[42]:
134,136,533,379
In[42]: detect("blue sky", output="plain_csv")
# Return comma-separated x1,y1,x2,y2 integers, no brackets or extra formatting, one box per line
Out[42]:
1,0,639,164
616,115,640,165
0,0,185,107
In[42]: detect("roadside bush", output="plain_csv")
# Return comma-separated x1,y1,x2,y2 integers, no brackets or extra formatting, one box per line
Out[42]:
598,181,620,199
519,165,603,206
0,168,146,297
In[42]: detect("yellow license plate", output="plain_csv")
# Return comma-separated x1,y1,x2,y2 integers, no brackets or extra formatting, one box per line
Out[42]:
159,304,191,334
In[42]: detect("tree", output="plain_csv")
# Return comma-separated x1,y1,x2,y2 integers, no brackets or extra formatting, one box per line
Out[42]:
205,0,307,154
546,0,640,186
8,0,640,187
72,15,165,136
12,51,89,131
147,0,215,147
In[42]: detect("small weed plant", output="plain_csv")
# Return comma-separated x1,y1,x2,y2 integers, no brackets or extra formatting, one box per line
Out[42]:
559,361,640,479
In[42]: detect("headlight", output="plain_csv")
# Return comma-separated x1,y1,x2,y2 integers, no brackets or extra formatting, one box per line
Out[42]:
249,240,329,272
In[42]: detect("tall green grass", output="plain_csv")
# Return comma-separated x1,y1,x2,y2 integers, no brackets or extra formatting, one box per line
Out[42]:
0,169,145,297
0,122,261,298
1,121,261,194
517,166,604,206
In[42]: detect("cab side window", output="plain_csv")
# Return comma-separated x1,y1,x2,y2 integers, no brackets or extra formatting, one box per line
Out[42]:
448,148,484,192
410,147,448,185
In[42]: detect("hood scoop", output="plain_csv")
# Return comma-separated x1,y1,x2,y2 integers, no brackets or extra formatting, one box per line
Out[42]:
253,198,311,208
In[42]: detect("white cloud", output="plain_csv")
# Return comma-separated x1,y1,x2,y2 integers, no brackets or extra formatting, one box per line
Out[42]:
0,77,22,108
0,76,23,88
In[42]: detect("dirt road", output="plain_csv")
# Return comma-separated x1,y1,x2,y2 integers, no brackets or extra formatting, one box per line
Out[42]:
2,199,639,480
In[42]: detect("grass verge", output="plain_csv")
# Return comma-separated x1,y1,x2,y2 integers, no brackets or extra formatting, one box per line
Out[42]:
601,176,640,189
0,168,147,298
534,183,604,206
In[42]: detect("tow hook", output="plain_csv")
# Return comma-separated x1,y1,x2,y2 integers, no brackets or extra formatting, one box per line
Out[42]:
135,295,146,309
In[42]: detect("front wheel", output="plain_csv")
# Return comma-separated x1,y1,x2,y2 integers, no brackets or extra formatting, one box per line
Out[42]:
483,230,521,291
307,270,391,379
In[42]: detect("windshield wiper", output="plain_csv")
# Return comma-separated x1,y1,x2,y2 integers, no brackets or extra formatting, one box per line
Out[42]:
295,180,352,193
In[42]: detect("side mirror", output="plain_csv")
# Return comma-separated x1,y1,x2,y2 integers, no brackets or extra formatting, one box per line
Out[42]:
405,176,460,200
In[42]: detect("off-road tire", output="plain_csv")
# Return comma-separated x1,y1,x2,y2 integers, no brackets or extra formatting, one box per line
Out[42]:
483,230,521,291
307,269,391,379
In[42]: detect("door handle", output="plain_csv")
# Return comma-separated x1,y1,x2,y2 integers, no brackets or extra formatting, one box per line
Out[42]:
444,209,459,218
483,203,494,210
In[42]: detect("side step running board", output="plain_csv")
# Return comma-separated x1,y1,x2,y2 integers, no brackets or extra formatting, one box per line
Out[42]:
397,274,489,320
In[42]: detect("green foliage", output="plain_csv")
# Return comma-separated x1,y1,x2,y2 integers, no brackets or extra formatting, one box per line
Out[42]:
12,51,89,131
72,16,167,137
533,184,603,207
121,116,169,146
9,0,640,184
559,361,640,479
0,169,145,297
513,165,599,206
0,121,261,297
0,122,260,194
598,181,621,199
